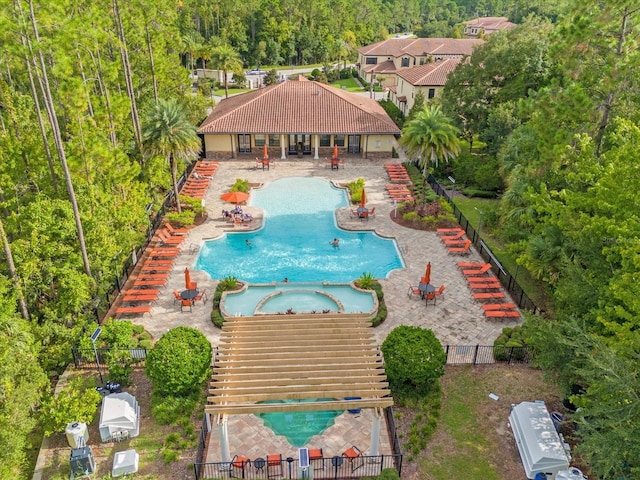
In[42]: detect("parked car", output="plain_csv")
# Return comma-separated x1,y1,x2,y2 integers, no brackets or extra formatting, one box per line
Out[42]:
246,69,267,76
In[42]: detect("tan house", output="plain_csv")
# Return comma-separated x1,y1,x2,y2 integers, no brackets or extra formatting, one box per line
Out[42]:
356,37,482,89
198,77,400,160
392,58,460,114
464,17,516,37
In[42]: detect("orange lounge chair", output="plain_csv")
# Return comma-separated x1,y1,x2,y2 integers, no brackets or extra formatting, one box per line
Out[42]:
143,260,174,268
133,279,166,287
115,305,152,316
462,263,492,276
137,273,169,280
157,231,185,245
466,276,499,284
165,223,189,235
469,283,502,290
140,264,172,272
448,240,472,254
473,292,506,300
482,303,517,311
457,261,485,268
484,310,521,318
442,238,468,246
438,228,464,234
122,294,157,303
124,288,159,296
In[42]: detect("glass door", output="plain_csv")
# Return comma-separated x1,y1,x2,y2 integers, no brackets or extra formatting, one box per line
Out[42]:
238,134,251,153
348,135,361,153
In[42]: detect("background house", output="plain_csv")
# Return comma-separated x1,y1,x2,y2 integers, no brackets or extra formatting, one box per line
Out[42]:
356,37,482,89
464,17,516,37
392,58,460,114
198,77,401,160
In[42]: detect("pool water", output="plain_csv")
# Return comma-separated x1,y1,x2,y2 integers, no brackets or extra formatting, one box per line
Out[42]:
195,177,403,283
222,283,375,316
256,399,344,447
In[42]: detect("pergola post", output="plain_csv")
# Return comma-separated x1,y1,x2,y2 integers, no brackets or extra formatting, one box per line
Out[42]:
314,135,319,160
218,415,231,464
281,134,286,159
369,408,382,456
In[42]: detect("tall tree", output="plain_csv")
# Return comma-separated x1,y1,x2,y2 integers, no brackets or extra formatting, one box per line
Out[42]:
142,99,201,214
210,43,242,98
399,105,461,176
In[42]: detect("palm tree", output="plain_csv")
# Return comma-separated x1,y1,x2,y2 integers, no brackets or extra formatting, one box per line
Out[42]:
211,44,242,98
142,99,201,214
399,105,461,178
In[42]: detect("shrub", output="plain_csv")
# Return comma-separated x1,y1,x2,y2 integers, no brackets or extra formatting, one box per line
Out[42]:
165,210,196,227
230,178,249,193
381,326,446,394
493,326,526,361
146,327,212,397
378,468,400,479
402,211,420,222
151,391,200,425
40,376,102,436
356,272,375,290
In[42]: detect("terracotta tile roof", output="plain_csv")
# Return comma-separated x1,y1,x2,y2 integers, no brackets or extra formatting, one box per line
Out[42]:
358,37,483,58
198,78,400,135
465,17,516,33
397,58,460,86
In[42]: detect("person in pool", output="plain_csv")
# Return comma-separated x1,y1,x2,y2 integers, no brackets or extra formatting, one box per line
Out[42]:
330,238,339,247
245,239,252,247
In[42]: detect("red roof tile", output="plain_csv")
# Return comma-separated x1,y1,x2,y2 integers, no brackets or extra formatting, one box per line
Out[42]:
198,79,400,135
358,38,483,58
397,58,460,86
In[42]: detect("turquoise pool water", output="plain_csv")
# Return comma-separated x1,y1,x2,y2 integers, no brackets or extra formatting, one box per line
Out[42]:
195,177,403,283
222,283,375,316
257,399,344,447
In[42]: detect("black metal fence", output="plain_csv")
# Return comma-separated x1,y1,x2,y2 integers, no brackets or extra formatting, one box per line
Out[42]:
71,347,148,369
384,407,403,475
428,175,543,316
193,453,402,480
445,345,533,365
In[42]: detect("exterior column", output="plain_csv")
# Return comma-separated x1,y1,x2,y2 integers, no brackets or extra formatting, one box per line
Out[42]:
314,135,319,160
369,409,382,456
281,134,286,159
230,135,237,159
218,415,231,464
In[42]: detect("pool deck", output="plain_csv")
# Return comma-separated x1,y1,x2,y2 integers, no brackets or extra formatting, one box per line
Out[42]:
115,156,522,464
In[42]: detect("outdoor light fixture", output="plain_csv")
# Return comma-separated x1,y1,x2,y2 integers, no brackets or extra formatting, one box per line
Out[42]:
90,327,103,384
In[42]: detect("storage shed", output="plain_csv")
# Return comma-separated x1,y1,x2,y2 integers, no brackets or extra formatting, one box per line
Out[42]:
509,401,570,479
99,392,140,442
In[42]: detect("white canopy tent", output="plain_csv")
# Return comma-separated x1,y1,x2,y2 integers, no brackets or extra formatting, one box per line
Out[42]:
509,401,570,479
99,392,140,442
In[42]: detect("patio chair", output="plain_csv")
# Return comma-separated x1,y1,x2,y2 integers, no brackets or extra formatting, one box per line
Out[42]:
193,288,208,304
407,284,422,299
230,455,250,478
435,285,446,299
367,207,376,218
172,290,182,304
342,446,364,471
308,448,324,471
180,299,192,312
266,454,282,478
425,291,437,306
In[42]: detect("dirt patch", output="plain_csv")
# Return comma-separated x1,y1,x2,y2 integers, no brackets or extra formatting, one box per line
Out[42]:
38,369,198,479
394,364,565,480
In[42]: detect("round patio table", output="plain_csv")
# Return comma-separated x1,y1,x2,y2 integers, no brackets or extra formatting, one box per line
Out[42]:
418,283,435,298
181,289,199,301
254,457,266,471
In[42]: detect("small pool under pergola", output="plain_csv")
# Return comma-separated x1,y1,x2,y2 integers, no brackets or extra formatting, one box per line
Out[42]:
206,313,394,459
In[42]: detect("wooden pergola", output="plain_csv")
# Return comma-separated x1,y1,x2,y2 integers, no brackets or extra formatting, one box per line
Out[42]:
206,314,393,416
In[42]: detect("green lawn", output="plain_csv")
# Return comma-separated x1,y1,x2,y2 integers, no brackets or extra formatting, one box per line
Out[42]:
330,78,363,92
212,88,248,97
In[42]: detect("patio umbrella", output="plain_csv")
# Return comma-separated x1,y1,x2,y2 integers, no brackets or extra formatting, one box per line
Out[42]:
359,188,366,209
184,268,191,290
220,191,250,204
421,262,431,284
263,144,269,160
332,144,339,159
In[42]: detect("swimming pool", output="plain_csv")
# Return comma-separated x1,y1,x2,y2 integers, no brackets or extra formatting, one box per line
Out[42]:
222,283,376,317
256,399,344,447
196,177,403,283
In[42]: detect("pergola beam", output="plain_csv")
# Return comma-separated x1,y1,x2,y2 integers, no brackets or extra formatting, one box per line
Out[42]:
205,397,393,415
